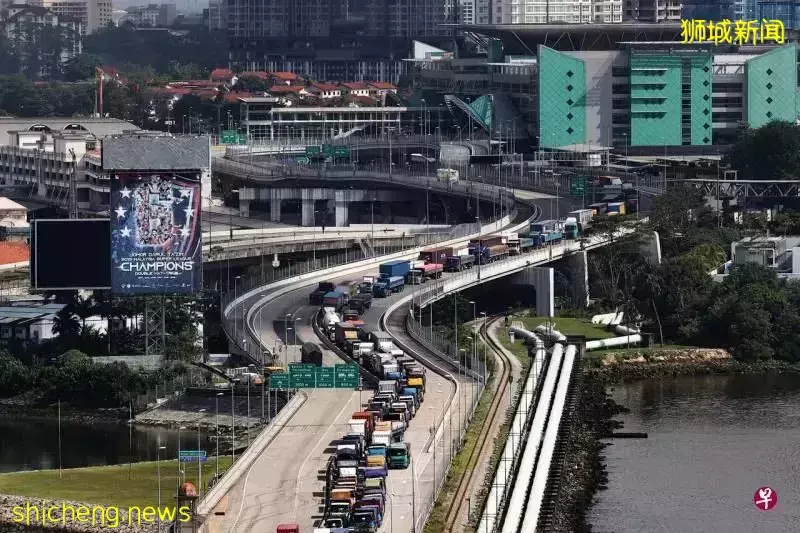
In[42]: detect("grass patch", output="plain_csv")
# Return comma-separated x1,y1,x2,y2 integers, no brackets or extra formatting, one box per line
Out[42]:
0,457,233,508
424,381,496,533
497,328,530,364
517,316,616,341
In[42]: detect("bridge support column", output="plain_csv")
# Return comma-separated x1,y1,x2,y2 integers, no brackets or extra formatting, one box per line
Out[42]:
301,191,315,226
512,266,554,317
238,199,250,218
269,195,281,223
568,250,589,308
334,190,349,227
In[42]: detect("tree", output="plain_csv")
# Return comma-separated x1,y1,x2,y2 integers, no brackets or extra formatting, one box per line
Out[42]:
729,121,800,180
0,351,31,398
62,53,102,81
235,75,269,93
52,309,80,339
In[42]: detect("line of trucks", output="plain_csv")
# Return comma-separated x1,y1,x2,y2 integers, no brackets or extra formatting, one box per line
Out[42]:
315,328,426,532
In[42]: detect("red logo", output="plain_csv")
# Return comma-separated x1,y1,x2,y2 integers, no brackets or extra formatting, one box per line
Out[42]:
753,487,778,511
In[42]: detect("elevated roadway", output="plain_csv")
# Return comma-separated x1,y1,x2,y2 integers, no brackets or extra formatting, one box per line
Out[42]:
203,182,601,533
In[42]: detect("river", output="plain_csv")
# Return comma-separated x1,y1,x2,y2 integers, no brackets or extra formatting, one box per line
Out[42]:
588,373,800,532
0,419,215,474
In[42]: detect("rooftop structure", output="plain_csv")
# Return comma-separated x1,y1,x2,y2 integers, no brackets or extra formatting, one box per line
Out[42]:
0,117,140,148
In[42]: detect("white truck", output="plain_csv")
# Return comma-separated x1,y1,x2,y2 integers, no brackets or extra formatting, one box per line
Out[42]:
372,430,392,446
437,168,459,182
348,419,367,437
378,380,398,395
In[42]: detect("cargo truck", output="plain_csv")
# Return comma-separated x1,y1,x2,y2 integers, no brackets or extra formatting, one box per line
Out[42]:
419,247,449,264
349,293,372,314
588,202,608,216
530,220,563,247
378,260,411,280
387,442,410,469
568,209,593,232
607,201,626,216
471,244,509,263
300,342,323,366
519,237,535,252
406,269,426,285
334,323,361,354
444,254,475,272
359,276,375,294
506,232,521,255
309,282,335,305
323,291,348,311
373,276,404,297
437,168,459,182
418,263,443,280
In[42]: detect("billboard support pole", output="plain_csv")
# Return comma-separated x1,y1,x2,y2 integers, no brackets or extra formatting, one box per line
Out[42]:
144,296,166,364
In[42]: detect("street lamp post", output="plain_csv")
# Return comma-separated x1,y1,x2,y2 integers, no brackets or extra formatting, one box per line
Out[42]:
197,409,206,495
177,425,187,498
215,392,223,479
231,384,236,462
246,378,251,447
156,441,166,532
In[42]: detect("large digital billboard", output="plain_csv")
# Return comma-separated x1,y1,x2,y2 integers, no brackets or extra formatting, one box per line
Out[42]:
110,172,202,295
31,219,112,291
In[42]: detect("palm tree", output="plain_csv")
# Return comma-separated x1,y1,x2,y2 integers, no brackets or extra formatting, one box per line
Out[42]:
52,310,80,339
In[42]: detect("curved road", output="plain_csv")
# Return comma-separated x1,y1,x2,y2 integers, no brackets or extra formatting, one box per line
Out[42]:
204,189,576,533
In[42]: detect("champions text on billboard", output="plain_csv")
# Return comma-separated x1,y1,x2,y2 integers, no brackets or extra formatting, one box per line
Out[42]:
110,172,202,295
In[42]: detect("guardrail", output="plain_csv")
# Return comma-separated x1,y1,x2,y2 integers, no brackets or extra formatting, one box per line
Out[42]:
221,209,518,365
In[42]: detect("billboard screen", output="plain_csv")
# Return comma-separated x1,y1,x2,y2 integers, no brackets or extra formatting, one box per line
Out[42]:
32,219,112,291
110,172,202,295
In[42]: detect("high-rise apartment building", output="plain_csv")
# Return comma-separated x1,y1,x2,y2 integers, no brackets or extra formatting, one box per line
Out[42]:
30,0,112,34
625,0,681,22
494,0,624,25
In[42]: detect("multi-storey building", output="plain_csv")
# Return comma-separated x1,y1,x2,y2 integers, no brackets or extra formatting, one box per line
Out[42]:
206,0,225,30
410,23,800,153
1,4,82,77
226,0,454,81
493,0,624,24
30,0,112,34
625,0,681,22
124,3,176,27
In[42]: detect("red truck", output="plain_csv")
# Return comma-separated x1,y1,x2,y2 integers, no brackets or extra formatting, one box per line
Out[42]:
419,247,449,264
352,411,378,434
276,525,299,533
418,263,443,280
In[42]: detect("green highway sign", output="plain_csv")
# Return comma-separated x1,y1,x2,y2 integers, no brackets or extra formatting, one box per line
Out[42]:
295,156,310,165
322,144,333,156
316,366,335,388
305,145,322,156
236,134,247,145
220,130,237,144
570,176,587,196
335,364,360,388
269,363,361,389
269,373,290,389
333,146,350,158
179,450,207,463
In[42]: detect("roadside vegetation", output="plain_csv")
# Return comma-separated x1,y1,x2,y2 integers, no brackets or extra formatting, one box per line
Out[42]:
0,457,233,508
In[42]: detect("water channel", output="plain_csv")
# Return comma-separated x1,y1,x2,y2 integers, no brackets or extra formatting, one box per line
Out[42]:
588,373,800,532
0,419,215,474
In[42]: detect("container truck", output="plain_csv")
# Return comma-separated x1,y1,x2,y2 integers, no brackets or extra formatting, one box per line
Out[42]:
379,260,411,280
323,291,348,311
373,276,404,297
342,308,359,322
563,218,580,239
359,276,375,294
519,237,535,252
437,168,459,182
349,293,372,313
334,323,361,354
382,362,402,380
418,263,443,280
568,209,594,231
506,233,521,255
387,442,410,469
607,201,626,216
309,282,335,305
444,254,475,272
589,202,608,216
419,247,448,264
378,380,399,395
300,342,323,366
406,269,426,285
530,220,563,247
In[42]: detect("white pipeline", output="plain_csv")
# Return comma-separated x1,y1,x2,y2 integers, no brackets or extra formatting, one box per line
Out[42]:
613,324,640,336
477,340,546,533
509,326,541,345
590,312,618,325
499,345,565,533
519,345,577,533
533,325,567,344
585,335,643,351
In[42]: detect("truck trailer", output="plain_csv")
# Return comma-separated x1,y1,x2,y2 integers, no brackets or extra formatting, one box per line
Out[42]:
378,260,411,280
444,254,475,272
300,342,323,366
323,291,348,311
373,276,404,297
310,281,336,305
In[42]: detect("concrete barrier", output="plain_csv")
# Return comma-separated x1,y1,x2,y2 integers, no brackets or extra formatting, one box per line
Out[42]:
196,390,308,517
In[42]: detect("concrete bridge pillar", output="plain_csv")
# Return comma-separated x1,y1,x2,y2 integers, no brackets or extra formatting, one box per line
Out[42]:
269,191,281,223
334,190,349,227
238,199,250,218
301,190,315,226
511,266,554,317
567,250,590,308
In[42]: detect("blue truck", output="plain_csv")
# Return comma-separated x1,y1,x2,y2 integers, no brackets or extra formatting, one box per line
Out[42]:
529,220,563,247
444,254,475,272
379,260,411,279
373,276,405,297
519,237,535,252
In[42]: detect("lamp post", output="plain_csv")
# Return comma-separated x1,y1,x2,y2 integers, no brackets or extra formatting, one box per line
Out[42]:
197,409,206,495
215,392,223,479
177,425,187,499
156,441,166,532
246,377,251,447
231,383,236,462
480,311,488,384
469,301,477,405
